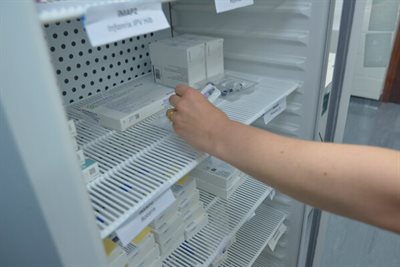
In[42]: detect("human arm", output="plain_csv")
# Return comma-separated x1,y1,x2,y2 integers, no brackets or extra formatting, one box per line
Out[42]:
169,84,400,233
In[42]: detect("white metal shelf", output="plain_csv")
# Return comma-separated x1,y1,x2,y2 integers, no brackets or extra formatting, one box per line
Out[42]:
68,71,297,239
219,204,287,267
37,0,172,23
163,176,273,266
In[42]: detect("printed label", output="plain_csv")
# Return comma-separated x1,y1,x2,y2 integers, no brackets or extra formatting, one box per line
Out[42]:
115,189,175,246
263,97,286,125
215,0,254,13
84,2,170,47
268,223,287,251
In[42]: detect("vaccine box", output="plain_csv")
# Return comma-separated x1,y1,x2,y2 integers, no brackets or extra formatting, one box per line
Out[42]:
129,244,160,267
184,213,208,240
81,158,101,183
125,227,155,263
103,238,124,264
152,215,183,245
181,202,206,227
68,119,77,137
149,37,206,88
158,224,185,257
171,175,197,199
76,149,85,166
196,174,245,200
78,76,174,131
177,34,224,79
191,157,239,188
150,200,178,230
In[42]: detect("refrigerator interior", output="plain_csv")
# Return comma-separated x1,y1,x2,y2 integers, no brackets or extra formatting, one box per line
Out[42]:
1,0,334,266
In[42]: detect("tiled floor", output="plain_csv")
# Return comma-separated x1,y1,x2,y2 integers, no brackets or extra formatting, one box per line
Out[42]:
319,97,400,267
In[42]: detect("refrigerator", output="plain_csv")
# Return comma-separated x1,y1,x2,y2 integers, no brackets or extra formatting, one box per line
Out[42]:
1,0,342,266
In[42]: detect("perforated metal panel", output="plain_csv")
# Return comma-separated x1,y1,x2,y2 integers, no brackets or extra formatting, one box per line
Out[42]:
43,17,171,105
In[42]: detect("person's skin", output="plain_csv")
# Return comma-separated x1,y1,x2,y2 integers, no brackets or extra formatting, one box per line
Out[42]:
169,84,400,234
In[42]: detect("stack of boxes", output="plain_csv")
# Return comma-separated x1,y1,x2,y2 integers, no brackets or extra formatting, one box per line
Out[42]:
103,227,162,267
68,119,100,183
103,237,129,267
171,176,208,241
149,175,208,258
191,157,245,199
101,176,209,264
125,227,162,267
149,34,224,88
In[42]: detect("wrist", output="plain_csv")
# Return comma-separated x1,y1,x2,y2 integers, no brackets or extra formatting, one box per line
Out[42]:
208,118,235,158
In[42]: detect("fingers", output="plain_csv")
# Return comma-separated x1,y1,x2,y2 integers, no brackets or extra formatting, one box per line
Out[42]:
166,108,176,122
169,94,180,108
176,84,189,96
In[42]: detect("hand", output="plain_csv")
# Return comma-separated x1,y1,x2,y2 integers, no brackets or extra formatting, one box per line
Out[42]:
168,84,231,153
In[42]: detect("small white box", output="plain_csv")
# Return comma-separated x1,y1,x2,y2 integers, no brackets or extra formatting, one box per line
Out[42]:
147,256,162,267
68,119,77,137
191,157,239,188
196,174,245,200
76,149,85,166
129,244,160,267
178,34,224,78
171,175,197,199
184,213,208,240
103,238,124,264
149,37,206,87
152,215,183,245
109,251,129,267
70,136,79,151
79,76,174,131
126,228,155,263
159,225,185,258
150,200,178,229
181,202,206,227
177,189,200,213
81,158,101,183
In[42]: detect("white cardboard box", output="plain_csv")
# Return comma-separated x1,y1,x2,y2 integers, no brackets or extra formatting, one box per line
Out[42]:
81,158,101,183
190,157,239,188
158,224,185,256
184,213,208,240
149,37,206,87
178,34,224,79
152,215,183,245
129,244,160,267
150,200,178,230
78,75,174,131
196,174,245,200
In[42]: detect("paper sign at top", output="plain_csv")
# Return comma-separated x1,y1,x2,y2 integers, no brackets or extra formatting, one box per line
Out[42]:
84,2,170,47
215,0,254,13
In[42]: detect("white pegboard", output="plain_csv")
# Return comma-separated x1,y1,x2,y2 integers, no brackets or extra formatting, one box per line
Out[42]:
42,17,171,105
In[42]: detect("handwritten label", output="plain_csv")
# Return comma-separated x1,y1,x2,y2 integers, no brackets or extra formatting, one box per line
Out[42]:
84,2,170,47
215,0,254,13
263,97,286,125
268,223,287,251
115,189,175,246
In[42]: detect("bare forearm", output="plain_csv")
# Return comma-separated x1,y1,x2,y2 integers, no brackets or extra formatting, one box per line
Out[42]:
210,121,400,233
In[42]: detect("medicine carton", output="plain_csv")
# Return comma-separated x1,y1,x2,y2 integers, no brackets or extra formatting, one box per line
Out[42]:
79,76,174,131
178,34,224,79
149,37,206,87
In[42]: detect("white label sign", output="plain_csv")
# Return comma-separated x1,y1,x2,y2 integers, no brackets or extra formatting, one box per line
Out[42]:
84,2,170,47
215,0,254,13
115,189,175,246
268,223,287,251
263,97,286,125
